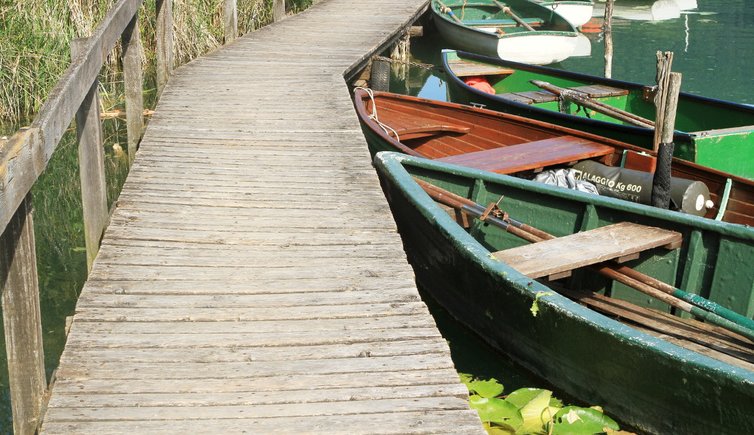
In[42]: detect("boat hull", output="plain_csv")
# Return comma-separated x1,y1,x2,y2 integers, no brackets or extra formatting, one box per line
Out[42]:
374,152,754,435
538,1,594,27
443,50,754,179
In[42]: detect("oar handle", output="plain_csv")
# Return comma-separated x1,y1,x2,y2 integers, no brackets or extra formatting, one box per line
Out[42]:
492,1,536,31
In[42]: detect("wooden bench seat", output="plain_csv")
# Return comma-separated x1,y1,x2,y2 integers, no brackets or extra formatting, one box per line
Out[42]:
498,84,629,105
393,124,472,140
493,222,682,280
448,59,516,78
434,135,614,174
464,18,544,27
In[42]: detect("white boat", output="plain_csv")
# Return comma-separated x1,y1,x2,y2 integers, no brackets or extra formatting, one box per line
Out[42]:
533,0,595,27
431,0,579,65
593,0,696,21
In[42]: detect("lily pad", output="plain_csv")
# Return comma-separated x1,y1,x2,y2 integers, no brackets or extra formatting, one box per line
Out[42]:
466,377,505,398
517,390,557,434
548,406,620,435
470,395,524,429
505,388,550,409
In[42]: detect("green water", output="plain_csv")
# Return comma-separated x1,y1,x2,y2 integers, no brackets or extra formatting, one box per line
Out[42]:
398,0,754,105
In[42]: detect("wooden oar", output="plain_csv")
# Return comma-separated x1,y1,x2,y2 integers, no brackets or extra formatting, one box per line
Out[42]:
436,0,464,25
492,0,536,31
415,178,754,341
530,80,655,129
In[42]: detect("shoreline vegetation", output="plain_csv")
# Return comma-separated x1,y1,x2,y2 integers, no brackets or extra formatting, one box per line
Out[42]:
0,0,312,429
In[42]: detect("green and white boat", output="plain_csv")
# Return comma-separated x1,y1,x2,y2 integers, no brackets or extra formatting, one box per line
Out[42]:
374,151,754,434
533,0,594,27
442,49,754,179
431,0,580,65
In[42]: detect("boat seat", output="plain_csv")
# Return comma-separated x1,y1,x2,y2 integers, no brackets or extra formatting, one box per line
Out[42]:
498,84,628,105
435,135,614,174
570,85,630,99
447,59,516,78
464,18,544,27
392,124,472,140
492,222,682,280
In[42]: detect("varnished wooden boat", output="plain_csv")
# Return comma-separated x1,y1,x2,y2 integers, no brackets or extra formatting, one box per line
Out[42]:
430,0,579,65
442,49,754,179
373,151,754,435
354,88,754,226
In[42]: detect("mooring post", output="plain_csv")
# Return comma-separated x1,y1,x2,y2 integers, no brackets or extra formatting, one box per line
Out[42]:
1,192,46,435
121,15,144,166
72,38,109,272
156,0,174,95
273,0,286,22
224,0,238,43
603,0,614,78
651,52,682,209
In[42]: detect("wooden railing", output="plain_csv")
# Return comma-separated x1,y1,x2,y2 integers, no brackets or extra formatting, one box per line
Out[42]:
0,1,287,433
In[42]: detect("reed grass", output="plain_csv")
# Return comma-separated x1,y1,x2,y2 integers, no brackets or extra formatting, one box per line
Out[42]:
0,0,313,125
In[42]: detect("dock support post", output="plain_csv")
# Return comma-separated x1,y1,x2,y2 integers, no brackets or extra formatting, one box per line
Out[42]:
73,38,109,272
603,0,614,78
1,194,46,435
156,0,174,95
224,0,238,43
122,15,144,166
273,0,286,22
651,52,682,209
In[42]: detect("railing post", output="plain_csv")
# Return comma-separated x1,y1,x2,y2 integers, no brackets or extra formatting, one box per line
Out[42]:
121,15,144,166
1,192,46,435
224,0,238,43
72,39,109,272
156,0,174,95
273,0,286,22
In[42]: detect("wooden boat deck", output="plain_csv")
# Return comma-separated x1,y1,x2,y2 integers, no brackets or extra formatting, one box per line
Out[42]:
39,1,483,433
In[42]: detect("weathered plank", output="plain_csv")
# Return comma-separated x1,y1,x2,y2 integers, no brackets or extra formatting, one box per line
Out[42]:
121,15,144,165
493,222,682,279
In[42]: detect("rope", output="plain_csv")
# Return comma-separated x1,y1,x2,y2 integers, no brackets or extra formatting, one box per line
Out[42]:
354,87,401,142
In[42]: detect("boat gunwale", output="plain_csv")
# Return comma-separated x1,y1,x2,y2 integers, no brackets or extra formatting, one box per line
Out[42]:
374,151,754,382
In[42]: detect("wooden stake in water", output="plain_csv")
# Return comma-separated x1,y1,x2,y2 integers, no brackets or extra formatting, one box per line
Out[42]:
603,0,614,78
651,52,682,209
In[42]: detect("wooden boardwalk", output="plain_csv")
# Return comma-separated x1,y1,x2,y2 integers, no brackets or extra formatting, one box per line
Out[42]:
40,0,483,433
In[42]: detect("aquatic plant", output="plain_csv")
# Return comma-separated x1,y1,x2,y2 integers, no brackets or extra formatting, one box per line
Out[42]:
461,375,630,434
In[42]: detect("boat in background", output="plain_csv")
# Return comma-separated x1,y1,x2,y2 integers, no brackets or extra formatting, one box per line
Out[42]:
592,0,697,21
430,0,579,65
442,49,754,179
354,88,754,225
533,0,594,27
374,150,754,435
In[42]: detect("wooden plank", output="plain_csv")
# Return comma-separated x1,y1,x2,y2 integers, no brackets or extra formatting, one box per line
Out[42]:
447,59,515,78
571,84,629,98
436,135,615,174
493,222,682,279
0,195,46,435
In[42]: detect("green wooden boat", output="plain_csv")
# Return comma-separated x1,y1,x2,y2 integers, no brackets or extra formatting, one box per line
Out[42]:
373,151,754,434
430,0,579,65
442,49,754,179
